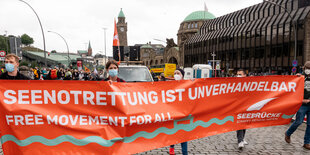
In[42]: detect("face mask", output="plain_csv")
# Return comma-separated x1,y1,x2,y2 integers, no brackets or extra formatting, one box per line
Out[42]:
109,69,118,77
174,74,182,81
305,69,310,75
5,63,15,73
237,75,242,77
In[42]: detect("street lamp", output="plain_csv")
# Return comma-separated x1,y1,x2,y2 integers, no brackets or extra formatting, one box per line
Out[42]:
211,52,216,77
48,31,70,67
102,28,107,65
19,0,47,66
153,38,166,44
264,0,297,65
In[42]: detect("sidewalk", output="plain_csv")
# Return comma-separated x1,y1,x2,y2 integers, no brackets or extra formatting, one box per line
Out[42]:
136,123,309,155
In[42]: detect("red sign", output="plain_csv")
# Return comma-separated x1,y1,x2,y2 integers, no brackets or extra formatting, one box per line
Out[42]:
0,50,6,57
0,76,304,154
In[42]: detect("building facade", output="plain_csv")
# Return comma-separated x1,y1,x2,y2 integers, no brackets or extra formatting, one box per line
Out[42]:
164,10,216,67
184,0,310,74
140,43,165,67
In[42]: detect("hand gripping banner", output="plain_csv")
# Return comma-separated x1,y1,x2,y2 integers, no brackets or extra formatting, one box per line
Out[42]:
0,76,304,154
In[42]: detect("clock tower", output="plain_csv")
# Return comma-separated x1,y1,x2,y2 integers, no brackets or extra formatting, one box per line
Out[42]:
117,8,128,46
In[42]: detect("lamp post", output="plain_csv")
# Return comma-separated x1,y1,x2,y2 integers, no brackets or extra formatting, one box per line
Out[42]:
19,0,47,66
48,31,70,67
264,0,298,66
211,52,216,77
102,28,107,65
153,38,166,44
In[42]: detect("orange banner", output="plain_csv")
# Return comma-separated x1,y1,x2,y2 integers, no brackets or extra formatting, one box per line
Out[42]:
0,76,304,154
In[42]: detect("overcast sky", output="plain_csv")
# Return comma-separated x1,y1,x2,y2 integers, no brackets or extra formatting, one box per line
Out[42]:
0,0,262,56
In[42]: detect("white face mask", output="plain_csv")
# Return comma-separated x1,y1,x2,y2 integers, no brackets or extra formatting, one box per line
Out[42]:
174,74,182,81
305,69,310,75
236,75,242,77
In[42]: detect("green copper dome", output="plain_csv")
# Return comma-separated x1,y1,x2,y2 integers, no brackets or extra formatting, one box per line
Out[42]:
183,11,216,22
118,8,125,18
141,44,153,49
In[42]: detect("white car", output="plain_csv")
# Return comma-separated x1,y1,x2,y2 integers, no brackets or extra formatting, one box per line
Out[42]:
118,65,154,82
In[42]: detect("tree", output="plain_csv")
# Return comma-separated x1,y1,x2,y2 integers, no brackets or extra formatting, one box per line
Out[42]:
21,34,34,46
0,35,9,52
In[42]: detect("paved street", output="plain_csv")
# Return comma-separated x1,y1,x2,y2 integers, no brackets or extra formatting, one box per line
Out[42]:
0,123,309,155
137,123,310,155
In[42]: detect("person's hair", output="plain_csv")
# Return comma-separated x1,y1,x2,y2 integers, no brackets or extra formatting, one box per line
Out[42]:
237,69,246,75
105,60,118,70
5,54,19,63
304,61,310,69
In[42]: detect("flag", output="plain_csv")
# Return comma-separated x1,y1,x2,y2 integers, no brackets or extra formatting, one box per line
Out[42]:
113,18,121,64
113,19,120,47
84,66,90,73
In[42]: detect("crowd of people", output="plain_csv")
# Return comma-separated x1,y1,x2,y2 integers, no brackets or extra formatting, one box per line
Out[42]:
0,54,309,154
0,56,106,81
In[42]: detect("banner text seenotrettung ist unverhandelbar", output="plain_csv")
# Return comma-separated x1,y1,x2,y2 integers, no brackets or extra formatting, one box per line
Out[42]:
0,76,304,154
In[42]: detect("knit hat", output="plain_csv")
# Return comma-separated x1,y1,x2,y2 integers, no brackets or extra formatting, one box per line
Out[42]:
304,61,310,69
176,68,185,77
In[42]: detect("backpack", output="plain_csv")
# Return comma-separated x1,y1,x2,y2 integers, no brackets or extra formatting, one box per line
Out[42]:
51,69,57,79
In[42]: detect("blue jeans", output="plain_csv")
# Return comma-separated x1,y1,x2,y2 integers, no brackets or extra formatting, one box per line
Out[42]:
170,142,188,155
286,105,310,144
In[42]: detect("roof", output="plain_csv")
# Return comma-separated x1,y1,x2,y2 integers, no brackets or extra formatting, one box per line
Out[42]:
183,11,216,22
77,50,88,54
118,8,125,18
23,51,81,66
140,44,153,49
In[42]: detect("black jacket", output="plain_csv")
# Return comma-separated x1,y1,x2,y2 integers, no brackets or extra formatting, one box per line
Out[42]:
0,72,31,80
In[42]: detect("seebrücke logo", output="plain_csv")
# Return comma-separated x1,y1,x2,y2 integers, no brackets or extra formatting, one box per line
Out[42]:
246,98,277,111
237,98,282,123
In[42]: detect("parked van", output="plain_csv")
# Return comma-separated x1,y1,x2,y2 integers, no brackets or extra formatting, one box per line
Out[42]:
118,65,154,82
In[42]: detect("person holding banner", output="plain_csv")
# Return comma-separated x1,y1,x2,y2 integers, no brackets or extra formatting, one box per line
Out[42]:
104,60,125,83
0,54,30,80
236,69,249,150
285,61,310,150
169,68,188,155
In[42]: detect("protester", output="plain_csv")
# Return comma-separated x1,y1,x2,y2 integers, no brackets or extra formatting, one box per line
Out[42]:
50,67,58,80
19,66,32,79
33,67,41,80
79,70,85,81
64,69,72,80
159,73,166,81
98,70,104,80
236,69,249,150
72,69,79,80
104,60,125,82
169,68,188,155
42,68,48,80
57,68,65,80
285,61,310,150
0,54,30,80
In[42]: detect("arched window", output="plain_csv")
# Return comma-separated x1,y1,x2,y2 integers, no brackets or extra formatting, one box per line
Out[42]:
188,24,191,29
191,23,194,28
195,23,198,28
